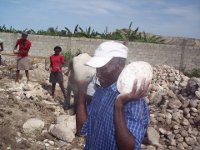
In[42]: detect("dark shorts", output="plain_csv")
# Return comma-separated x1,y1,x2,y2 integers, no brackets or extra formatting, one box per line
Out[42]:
49,72,63,84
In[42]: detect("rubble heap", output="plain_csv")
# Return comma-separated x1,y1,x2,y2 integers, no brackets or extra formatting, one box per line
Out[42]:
0,64,199,150
145,65,200,150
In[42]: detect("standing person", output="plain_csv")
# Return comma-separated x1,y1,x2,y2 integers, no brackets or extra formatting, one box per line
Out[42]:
49,46,66,99
13,32,31,82
76,41,150,150
0,38,4,65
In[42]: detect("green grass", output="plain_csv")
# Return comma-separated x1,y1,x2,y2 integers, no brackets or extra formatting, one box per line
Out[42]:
61,49,82,67
183,69,200,77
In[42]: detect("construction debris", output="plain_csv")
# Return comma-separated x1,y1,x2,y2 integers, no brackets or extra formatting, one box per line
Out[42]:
0,63,199,149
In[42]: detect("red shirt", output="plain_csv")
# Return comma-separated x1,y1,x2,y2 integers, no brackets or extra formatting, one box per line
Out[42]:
16,39,31,57
50,54,64,72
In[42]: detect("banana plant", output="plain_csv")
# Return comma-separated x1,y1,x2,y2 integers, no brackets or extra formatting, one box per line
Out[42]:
111,22,140,41
101,26,112,39
0,24,165,44
26,29,36,34
73,26,101,38
64,27,73,37
139,32,165,43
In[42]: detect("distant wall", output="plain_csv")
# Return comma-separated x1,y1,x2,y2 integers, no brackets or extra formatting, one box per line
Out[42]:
0,32,200,70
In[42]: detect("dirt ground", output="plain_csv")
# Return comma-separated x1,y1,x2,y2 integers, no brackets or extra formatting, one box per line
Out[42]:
0,64,85,150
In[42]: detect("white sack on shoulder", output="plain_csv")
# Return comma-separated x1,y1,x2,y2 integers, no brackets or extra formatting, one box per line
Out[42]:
73,53,96,82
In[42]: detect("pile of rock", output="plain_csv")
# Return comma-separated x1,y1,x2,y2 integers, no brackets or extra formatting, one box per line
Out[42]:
143,65,200,150
1,63,199,150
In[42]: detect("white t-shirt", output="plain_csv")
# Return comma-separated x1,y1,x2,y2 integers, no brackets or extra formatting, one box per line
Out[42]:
86,75,100,96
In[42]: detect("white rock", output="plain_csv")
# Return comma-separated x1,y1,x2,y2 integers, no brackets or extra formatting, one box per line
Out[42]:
168,98,182,109
17,132,21,137
16,137,22,143
159,128,166,134
23,118,44,133
147,127,160,146
25,91,33,99
190,107,198,113
0,88,5,92
182,118,189,126
44,143,50,147
173,125,179,130
56,115,68,124
36,141,42,145
195,91,200,99
117,61,153,94
48,140,54,145
49,124,75,142
170,139,176,146
56,115,76,132
15,96,21,100
179,81,187,87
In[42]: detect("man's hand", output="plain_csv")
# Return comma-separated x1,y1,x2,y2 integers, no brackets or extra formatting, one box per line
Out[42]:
13,50,18,54
65,71,69,76
45,67,49,71
116,78,151,106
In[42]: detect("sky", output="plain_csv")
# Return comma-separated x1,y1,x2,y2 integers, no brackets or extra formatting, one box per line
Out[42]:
0,0,200,39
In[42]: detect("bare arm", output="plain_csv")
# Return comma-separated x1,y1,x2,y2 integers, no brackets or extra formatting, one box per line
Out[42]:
76,80,89,136
114,79,150,149
13,42,18,50
0,43,3,51
13,43,18,54
13,41,30,54
45,58,52,71
50,57,53,68
65,61,73,76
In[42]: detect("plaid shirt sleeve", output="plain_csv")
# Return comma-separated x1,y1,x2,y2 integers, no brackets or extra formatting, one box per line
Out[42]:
124,98,150,150
81,87,103,136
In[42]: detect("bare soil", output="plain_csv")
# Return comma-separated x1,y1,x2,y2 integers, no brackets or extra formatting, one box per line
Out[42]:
0,64,84,150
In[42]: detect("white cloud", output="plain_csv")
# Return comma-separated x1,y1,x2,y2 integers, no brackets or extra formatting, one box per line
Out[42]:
46,0,129,15
163,5,200,20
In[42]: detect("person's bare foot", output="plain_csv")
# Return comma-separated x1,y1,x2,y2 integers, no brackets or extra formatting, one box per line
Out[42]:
50,94,54,98
27,79,30,83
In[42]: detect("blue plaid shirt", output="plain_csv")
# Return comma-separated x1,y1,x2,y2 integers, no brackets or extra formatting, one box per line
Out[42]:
81,83,150,150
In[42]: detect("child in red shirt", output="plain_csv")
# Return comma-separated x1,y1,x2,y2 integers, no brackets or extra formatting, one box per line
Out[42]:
49,46,66,99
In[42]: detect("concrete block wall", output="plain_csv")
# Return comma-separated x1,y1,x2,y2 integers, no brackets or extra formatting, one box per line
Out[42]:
127,43,183,68
0,32,199,70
